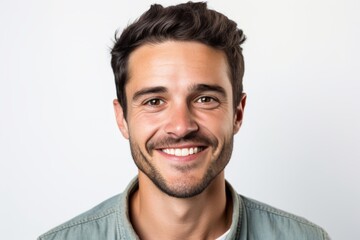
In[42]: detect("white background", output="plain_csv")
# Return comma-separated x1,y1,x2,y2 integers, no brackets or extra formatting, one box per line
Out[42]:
0,0,359,239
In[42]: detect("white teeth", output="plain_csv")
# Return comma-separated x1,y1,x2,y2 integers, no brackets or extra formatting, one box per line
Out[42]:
162,147,202,156
181,148,189,156
175,149,182,156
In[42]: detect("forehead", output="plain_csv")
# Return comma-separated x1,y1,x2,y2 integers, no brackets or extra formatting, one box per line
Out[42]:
126,41,231,92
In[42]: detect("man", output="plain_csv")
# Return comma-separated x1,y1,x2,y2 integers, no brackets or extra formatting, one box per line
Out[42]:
39,2,330,240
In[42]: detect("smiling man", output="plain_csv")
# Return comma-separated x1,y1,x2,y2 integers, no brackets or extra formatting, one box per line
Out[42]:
39,2,330,240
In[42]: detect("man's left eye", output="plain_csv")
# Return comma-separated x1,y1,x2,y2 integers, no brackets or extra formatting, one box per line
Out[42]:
196,96,215,103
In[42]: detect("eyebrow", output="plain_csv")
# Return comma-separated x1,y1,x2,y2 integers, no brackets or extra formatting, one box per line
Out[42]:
132,86,167,102
189,84,227,97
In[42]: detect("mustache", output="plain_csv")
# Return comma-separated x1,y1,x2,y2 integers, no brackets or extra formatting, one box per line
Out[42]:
146,132,218,153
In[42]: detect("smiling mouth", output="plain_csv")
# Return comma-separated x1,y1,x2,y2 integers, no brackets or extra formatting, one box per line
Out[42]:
161,147,205,157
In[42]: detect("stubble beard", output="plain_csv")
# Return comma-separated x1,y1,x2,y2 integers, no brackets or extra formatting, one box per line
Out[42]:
128,133,234,199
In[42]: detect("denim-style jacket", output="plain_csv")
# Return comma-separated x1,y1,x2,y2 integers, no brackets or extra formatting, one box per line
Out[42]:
38,178,330,240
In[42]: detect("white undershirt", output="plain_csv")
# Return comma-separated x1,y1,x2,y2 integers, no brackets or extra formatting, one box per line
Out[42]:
215,228,231,240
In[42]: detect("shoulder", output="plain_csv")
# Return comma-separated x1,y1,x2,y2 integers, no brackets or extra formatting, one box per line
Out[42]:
240,195,330,240
38,193,122,240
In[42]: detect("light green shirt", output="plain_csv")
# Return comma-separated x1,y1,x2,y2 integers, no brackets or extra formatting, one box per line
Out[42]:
39,178,330,240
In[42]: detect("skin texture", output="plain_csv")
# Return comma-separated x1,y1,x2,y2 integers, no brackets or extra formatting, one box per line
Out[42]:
113,41,246,240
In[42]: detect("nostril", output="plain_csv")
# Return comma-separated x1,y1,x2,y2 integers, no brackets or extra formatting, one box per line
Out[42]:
164,113,199,137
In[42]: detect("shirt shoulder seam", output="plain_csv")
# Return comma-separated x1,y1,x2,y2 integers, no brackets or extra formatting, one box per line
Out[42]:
39,207,119,238
242,196,323,230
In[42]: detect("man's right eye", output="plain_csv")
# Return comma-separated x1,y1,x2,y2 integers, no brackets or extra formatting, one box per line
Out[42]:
144,98,164,106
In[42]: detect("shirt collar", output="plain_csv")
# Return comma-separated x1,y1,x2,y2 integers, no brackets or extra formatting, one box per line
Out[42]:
118,177,244,239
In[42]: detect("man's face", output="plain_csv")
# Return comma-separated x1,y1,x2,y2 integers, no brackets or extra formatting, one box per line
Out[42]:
114,41,246,198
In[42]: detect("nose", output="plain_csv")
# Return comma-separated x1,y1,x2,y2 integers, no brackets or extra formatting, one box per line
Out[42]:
164,103,199,138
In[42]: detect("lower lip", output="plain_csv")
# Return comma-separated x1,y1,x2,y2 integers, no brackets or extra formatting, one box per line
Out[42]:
156,148,207,163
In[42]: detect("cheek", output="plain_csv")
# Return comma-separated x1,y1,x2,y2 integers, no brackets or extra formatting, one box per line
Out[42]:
197,111,234,137
128,112,164,143
203,122,233,141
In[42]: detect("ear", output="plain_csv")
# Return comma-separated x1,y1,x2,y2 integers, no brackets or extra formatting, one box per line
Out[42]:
233,93,247,134
113,99,129,139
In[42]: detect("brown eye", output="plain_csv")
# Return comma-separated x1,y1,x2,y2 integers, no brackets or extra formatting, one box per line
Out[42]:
194,95,220,109
197,96,214,103
145,98,164,106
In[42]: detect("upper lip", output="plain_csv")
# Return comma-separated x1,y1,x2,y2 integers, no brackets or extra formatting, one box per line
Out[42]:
156,144,206,150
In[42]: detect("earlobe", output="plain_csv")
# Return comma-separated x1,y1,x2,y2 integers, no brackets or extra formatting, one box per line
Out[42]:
113,99,129,139
233,93,247,134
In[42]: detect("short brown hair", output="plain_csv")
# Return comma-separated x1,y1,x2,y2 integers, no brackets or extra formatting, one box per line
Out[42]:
111,2,246,117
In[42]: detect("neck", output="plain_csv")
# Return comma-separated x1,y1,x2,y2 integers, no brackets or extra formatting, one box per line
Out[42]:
130,172,232,240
